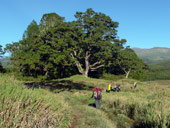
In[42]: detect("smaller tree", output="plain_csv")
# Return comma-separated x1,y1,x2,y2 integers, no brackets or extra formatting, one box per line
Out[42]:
117,47,145,79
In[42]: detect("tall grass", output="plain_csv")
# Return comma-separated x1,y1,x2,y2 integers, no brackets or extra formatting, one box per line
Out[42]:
0,74,71,128
100,80,170,128
1,74,170,128
57,75,170,127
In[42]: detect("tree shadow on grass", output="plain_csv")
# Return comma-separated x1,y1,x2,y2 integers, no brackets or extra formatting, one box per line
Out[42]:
24,80,94,93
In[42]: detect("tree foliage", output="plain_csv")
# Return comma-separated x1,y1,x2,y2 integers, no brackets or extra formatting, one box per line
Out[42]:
0,45,4,56
5,9,147,79
40,13,64,34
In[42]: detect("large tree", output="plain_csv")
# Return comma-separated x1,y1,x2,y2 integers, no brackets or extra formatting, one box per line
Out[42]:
5,9,127,79
69,8,126,77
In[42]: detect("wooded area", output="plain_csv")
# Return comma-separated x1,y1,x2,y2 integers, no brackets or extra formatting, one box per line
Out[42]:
2,9,146,80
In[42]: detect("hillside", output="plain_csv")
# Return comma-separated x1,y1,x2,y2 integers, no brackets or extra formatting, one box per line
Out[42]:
0,74,170,128
133,47,170,64
145,61,170,80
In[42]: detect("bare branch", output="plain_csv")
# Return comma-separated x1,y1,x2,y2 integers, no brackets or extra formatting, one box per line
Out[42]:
73,49,77,56
85,51,91,58
89,61,101,68
90,64,105,71
70,53,84,74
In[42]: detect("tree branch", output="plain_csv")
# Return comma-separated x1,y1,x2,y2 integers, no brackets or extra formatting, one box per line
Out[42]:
89,61,102,68
90,64,105,71
85,51,91,58
73,49,77,56
70,53,84,74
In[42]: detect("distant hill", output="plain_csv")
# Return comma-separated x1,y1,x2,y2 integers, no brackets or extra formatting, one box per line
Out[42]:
0,57,11,68
132,47,170,64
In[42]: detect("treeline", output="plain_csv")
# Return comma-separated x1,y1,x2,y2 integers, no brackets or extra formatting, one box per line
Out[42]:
145,61,170,80
0,45,6,73
4,8,147,80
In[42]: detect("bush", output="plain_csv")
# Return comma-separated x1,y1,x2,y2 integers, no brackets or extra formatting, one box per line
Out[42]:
0,62,6,73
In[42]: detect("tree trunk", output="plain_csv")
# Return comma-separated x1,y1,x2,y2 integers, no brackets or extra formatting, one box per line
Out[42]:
83,52,90,77
83,71,88,77
44,68,49,77
125,69,131,79
71,51,90,77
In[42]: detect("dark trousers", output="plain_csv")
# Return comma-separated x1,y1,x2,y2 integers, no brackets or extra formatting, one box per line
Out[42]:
95,99,100,109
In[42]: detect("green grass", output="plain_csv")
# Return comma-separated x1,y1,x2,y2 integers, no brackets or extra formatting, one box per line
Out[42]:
0,74,170,128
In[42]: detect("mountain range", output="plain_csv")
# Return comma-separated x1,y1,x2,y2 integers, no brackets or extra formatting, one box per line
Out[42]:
132,47,170,64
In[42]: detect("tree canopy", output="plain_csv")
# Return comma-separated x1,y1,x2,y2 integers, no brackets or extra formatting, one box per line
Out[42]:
69,8,126,77
5,8,147,79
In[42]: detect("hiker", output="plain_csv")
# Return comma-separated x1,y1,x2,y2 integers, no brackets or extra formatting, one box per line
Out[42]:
134,82,137,89
112,82,117,92
106,84,111,93
117,84,121,92
91,88,102,108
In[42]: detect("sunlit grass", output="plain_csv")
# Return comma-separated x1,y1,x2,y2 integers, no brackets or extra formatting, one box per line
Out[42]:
0,74,71,128
0,74,170,128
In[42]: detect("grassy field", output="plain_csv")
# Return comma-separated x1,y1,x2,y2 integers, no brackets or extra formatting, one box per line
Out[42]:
0,74,170,128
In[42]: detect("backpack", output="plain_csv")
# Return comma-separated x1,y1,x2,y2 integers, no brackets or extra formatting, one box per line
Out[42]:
94,88,102,100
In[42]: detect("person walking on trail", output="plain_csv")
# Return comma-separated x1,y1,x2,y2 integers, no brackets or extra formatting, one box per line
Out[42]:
91,88,102,109
106,84,111,93
134,82,137,89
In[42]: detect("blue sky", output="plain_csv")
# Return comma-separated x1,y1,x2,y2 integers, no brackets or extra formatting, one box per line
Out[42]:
0,0,170,50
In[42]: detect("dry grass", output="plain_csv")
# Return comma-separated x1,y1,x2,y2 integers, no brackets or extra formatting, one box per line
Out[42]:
0,74,71,128
1,74,170,128
100,79,170,127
